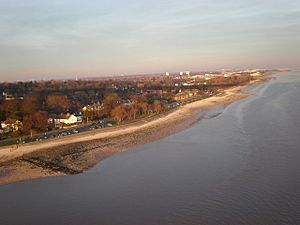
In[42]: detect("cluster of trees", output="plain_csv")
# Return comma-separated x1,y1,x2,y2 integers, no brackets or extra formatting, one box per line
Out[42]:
207,75,252,86
110,95,165,123
0,89,169,135
0,94,73,135
80,91,168,123
22,111,49,134
98,92,166,123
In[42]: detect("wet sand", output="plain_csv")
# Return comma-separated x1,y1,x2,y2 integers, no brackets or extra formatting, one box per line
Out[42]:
0,84,256,186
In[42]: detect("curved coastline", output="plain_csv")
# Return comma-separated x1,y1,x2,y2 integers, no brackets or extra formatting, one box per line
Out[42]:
0,81,263,186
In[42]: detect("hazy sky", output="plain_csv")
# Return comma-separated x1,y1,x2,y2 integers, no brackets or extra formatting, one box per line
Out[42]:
0,0,299,81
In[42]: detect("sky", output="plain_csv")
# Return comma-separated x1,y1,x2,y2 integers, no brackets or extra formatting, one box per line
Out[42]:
0,0,299,82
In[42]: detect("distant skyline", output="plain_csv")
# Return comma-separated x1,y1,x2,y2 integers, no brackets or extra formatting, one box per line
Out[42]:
0,0,299,82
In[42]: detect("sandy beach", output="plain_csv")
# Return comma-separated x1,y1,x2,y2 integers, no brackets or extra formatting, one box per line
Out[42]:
0,83,256,186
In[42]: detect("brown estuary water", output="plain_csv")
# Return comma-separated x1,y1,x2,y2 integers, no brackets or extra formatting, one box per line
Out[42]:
0,71,300,225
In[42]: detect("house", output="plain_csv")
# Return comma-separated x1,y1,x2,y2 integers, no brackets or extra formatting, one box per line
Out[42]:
82,103,104,112
173,89,199,101
75,115,83,123
1,119,23,132
120,99,132,106
2,92,24,101
173,92,190,101
48,114,78,127
58,114,78,125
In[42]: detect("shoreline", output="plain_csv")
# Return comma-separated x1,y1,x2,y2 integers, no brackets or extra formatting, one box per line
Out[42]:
0,80,263,186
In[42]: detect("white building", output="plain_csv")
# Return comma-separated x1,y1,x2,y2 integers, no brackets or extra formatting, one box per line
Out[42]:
57,114,78,125
49,114,78,126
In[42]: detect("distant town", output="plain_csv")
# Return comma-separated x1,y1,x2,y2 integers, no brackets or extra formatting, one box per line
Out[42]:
0,69,275,146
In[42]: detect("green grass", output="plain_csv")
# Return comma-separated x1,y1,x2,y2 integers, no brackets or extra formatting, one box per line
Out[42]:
106,120,117,125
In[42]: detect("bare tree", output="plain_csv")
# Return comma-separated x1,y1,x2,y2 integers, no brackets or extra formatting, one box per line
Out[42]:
111,105,127,123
